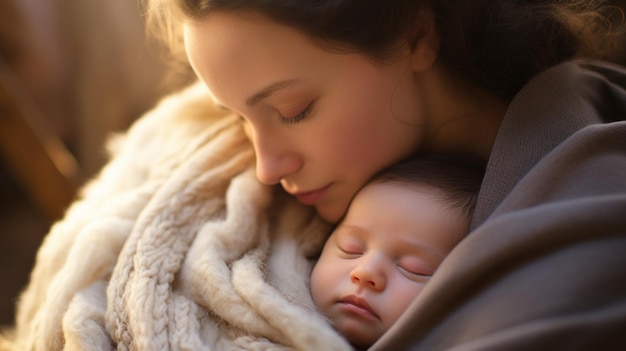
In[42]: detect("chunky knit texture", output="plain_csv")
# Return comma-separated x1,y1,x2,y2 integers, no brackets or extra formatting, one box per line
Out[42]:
0,82,351,351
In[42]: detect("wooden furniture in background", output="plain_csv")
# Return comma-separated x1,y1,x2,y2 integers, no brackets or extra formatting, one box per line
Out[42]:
0,58,80,221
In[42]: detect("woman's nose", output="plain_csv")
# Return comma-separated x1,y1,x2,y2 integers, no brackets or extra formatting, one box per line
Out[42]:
350,254,387,291
249,127,302,185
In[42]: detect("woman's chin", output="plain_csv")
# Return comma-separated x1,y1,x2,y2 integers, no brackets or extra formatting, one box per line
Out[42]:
315,202,348,224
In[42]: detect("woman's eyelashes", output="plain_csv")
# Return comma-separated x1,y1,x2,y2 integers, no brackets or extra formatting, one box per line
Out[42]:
279,102,314,125
235,102,314,125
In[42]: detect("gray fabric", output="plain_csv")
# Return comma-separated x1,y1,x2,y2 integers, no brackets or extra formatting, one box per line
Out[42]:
371,61,626,350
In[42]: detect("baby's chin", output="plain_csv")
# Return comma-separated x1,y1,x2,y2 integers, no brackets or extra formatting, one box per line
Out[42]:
335,320,381,350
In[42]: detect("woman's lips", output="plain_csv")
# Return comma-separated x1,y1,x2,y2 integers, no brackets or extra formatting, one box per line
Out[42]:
292,185,329,205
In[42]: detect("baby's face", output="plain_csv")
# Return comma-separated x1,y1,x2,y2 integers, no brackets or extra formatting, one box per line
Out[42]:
310,182,467,348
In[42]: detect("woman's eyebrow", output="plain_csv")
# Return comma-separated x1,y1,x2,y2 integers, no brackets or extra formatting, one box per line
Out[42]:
246,78,301,106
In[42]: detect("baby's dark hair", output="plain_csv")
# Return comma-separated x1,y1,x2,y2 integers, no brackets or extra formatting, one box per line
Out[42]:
370,154,485,220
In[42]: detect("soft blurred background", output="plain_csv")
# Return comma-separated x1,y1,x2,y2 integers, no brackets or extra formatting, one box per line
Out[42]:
0,0,625,328
0,0,195,326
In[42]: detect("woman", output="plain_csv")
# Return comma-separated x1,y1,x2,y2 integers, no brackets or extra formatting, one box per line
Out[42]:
3,1,625,350
160,1,626,349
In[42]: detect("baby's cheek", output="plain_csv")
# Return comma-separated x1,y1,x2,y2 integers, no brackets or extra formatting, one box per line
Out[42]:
310,260,332,308
385,281,425,325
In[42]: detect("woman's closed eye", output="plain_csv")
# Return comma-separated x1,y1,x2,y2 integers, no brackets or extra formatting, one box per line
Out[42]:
279,102,314,125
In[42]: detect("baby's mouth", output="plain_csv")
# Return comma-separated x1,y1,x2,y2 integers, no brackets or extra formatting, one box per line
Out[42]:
338,295,380,320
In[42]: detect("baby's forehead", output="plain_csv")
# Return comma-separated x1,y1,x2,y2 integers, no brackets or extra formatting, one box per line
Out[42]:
344,180,470,240
340,182,452,231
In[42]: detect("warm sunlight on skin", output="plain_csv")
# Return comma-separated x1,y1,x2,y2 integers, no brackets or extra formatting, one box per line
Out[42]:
183,11,430,223
310,182,468,349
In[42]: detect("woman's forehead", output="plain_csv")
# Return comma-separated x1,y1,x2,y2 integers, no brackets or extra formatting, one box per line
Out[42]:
185,12,321,101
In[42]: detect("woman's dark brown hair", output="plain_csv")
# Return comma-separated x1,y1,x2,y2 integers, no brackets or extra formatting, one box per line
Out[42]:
145,0,622,98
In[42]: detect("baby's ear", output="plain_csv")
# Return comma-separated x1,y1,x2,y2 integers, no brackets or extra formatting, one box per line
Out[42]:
409,7,440,73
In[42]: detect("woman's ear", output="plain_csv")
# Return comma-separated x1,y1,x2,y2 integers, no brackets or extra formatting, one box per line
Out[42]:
409,9,440,73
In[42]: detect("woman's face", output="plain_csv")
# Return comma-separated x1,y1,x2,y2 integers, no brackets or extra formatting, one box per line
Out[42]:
184,11,427,222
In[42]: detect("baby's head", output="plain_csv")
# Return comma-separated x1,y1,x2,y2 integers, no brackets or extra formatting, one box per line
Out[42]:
310,155,484,349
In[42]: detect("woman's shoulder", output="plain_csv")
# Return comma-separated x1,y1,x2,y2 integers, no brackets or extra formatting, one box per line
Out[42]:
472,59,626,227
579,59,626,85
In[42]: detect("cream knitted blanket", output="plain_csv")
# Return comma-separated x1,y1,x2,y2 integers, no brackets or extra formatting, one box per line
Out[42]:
0,83,352,351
